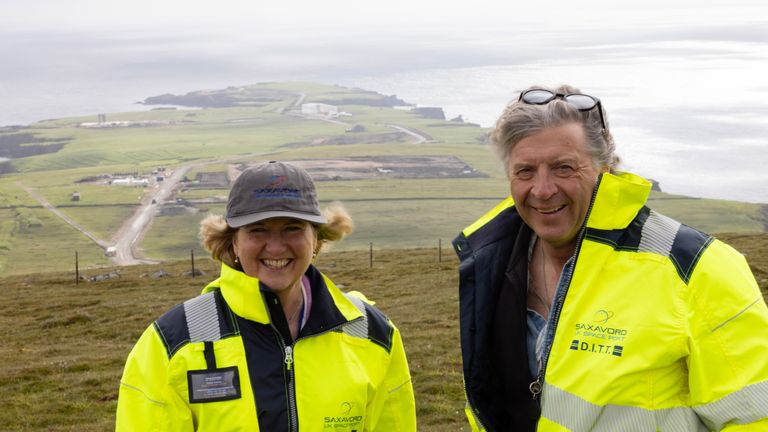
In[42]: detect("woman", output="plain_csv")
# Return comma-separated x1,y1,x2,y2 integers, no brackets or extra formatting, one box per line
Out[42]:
117,161,416,431
454,85,768,431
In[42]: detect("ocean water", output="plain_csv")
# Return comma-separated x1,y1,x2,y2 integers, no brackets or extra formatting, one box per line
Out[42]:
1,25,767,204
340,43,768,204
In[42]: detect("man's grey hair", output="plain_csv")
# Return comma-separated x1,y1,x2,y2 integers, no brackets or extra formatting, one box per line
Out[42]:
491,84,620,174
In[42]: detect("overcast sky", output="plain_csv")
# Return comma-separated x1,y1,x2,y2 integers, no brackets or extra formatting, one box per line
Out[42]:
4,0,767,81
3,0,767,33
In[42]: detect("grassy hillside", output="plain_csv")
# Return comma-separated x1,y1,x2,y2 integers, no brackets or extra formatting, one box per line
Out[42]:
1,82,766,275
1,233,767,431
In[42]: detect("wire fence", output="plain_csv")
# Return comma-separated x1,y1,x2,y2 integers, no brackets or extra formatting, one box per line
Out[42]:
74,239,452,284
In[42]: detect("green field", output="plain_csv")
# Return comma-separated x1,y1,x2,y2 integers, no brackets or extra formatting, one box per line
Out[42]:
1,82,766,275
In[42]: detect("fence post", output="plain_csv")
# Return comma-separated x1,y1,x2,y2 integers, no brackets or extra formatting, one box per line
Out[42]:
369,242,373,269
191,249,196,278
438,239,442,263
75,251,79,285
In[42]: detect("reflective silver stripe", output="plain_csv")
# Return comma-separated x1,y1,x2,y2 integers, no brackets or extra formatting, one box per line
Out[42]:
388,377,412,394
638,210,680,257
542,384,707,431
712,297,760,332
184,292,221,342
340,294,368,339
119,381,165,406
693,380,768,430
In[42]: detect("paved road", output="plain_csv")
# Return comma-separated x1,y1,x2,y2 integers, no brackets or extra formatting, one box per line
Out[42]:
109,166,193,265
110,158,237,265
385,124,430,143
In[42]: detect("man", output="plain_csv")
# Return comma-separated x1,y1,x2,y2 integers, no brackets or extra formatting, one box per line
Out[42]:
453,85,768,431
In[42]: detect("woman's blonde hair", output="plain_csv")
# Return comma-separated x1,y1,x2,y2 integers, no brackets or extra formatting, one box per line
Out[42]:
200,202,354,269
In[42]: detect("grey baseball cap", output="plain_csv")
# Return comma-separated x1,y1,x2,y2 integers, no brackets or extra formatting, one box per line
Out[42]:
226,161,326,228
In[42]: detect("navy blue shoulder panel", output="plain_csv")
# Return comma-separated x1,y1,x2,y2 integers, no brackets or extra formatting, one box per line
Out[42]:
365,303,395,354
584,206,648,252
154,303,189,358
670,224,714,284
452,233,473,262
584,206,713,284
153,289,238,359
213,289,239,340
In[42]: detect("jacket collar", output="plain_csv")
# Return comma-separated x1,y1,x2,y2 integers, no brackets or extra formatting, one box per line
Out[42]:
586,171,651,230
202,263,363,330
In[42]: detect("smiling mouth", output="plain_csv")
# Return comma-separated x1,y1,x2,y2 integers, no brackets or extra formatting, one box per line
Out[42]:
262,259,292,269
535,205,566,215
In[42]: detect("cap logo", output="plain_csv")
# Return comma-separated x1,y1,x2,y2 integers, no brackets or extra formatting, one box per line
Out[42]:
266,175,287,188
252,175,301,200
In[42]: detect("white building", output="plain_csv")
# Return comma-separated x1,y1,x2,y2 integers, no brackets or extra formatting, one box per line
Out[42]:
111,177,149,186
301,103,339,117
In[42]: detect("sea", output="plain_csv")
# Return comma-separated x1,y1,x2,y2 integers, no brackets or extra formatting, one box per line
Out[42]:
1,22,767,204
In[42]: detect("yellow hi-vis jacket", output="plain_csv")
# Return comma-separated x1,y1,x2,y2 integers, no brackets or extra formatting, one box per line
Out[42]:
116,263,416,431
453,171,768,431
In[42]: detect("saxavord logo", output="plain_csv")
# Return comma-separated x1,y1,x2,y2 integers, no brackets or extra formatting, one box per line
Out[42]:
266,175,287,188
575,309,628,342
571,310,630,358
252,175,301,200
592,309,614,325
323,401,362,430
575,323,627,336
340,401,353,415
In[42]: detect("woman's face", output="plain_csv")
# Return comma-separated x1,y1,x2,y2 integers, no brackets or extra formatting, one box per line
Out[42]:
507,122,604,251
232,217,317,293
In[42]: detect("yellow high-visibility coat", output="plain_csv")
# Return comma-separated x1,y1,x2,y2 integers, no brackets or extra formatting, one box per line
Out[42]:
116,264,416,431
454,171,768,431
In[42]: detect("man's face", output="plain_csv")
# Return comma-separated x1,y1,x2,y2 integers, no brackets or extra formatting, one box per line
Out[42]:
508,122,603,251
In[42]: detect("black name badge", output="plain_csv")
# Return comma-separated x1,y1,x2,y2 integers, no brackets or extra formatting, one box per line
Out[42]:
187,366,242,403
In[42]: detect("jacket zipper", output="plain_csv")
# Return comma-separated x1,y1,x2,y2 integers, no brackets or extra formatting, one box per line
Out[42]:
530,174,603,401
270,316,363,432
284,345,298,432
263,293,300,432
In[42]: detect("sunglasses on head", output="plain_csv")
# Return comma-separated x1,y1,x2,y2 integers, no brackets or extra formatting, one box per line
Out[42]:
518,89,607,134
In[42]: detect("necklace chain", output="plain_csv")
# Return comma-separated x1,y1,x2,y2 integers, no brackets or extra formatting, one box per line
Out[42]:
287,297,303,322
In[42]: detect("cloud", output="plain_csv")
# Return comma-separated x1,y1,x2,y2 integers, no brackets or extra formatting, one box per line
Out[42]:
4,0,768,33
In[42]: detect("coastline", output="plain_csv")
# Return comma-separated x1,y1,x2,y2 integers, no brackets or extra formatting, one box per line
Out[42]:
1,81,767,205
